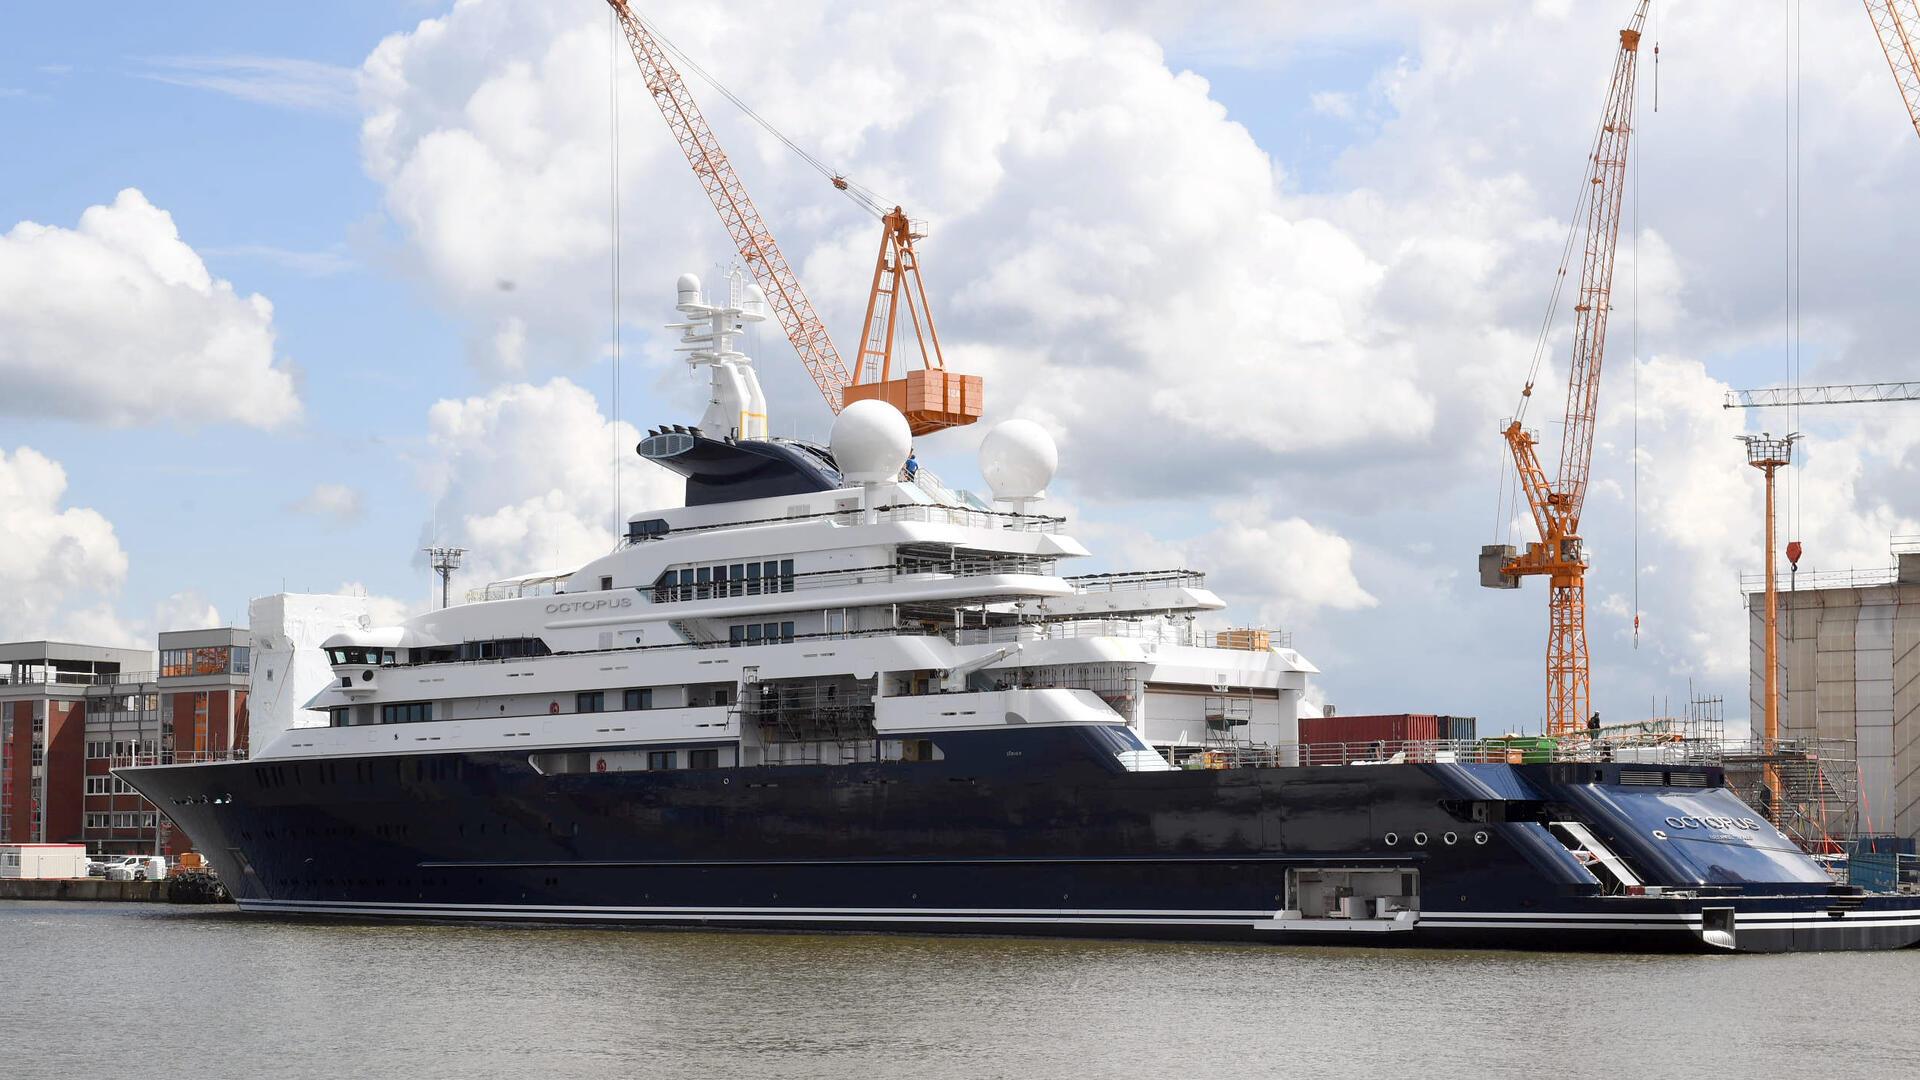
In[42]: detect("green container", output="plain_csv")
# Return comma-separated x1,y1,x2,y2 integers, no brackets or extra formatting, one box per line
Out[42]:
1479,735,1558,763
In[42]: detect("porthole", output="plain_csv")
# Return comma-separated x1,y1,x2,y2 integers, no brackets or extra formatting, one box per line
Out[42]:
1413,832,1429,846
360,670,375,682
1474,831,1489,845
1383,832,1399,846
1443,831,1459,846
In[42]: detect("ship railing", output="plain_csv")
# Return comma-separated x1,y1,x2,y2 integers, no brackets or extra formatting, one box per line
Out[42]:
650,557,1058,603
1064,569,1207,593
386,625,948,672
622,502,1065,546
949,618,1209,648
1188,738,1739,770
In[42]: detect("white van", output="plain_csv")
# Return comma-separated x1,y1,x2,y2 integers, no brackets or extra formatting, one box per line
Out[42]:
103,856,167,881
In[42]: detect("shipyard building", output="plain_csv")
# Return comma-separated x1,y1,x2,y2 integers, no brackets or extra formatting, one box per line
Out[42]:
1748,538,1920,839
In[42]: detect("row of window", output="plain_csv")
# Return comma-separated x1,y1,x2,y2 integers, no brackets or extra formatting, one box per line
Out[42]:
160,645,250,678
86,740,162,760
380,703,434,724
84,775,139,796
409,638,553,666
650,749,722,770
577,688,655,713
728,621,797,647
655,559,796,602
326,646,394,667
85,812,158,830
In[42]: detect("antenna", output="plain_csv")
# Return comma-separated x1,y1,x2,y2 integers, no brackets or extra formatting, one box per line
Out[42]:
425,547,466,610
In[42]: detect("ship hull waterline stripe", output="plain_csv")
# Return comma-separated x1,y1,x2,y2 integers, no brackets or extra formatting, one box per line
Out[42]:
236,899,1920,933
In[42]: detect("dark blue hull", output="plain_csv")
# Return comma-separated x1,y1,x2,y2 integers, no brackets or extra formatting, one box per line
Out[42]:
121,727,1920,953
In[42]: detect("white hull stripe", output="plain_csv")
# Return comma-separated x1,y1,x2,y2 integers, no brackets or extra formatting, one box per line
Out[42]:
236,899,1920,934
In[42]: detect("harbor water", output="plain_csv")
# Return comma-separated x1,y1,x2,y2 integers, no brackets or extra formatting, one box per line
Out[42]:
4,901,1916,1080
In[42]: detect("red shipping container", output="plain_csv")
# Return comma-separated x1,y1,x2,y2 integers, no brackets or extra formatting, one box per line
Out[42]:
1298,714,1442,765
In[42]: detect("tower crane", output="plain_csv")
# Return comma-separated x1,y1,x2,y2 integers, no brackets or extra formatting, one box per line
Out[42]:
1481,2,1648,738
1864,0,1920,141
1724,381,1920,408
605,1,980,435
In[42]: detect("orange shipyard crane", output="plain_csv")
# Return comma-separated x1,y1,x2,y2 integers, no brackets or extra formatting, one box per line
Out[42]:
1481,1,1648,738
1864,0,1920,141
604,1,981,435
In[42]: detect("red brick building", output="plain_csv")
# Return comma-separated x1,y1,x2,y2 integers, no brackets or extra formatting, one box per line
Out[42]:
1,642,148,847
3,629,250,857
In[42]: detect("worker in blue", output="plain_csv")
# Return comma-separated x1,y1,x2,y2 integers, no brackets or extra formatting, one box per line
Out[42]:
904,448,919,481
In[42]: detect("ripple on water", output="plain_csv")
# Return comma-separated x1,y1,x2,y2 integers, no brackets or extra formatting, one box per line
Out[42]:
2,902,1917,1080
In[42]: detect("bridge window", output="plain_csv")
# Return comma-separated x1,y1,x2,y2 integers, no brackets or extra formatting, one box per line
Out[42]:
379,702,433,724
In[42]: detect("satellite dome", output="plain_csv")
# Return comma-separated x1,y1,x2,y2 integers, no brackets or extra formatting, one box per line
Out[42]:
676,273,701,306
979,418,1057,501
831,399,912,484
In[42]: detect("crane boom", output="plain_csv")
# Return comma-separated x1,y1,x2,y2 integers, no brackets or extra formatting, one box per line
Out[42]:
1725,381,1920,408
1488,2,1647,738
1555,10,1645,530
607,1,852,412
1865,0,1920,141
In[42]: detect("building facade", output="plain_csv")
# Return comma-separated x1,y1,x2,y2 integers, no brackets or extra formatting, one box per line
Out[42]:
1749,543,1920,839
1,630,251,856
1,642,150,846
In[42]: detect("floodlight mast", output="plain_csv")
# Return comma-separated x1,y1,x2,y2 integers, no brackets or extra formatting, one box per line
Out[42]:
426,547,466,610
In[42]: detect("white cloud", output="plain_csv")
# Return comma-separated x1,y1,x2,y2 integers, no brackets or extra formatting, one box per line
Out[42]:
0,446,133,644
290,482,365,525
152,591,224,634
354,0,1447,474
353,0,1920,723
0,189,302,429
420,377,682,586
138,55,359,113
335,582,417,627
1310,90,1356,119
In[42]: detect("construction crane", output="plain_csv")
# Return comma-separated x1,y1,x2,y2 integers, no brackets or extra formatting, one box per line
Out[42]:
1864,0,1920,141
1481,2,1648,738
1725,381,1920,408
605,1,981,435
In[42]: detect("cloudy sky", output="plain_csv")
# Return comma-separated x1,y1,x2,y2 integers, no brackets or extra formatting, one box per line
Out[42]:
4,0,1917,730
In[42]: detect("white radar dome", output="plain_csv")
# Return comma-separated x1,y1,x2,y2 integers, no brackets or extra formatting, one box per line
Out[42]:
676,273,701,306
978,418,1057,501
831,399,912,484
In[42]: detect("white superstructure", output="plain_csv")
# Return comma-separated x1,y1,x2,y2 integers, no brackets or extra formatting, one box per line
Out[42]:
284,273,1319,773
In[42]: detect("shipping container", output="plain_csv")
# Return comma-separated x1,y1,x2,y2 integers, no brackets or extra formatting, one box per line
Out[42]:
1298,714,1443,764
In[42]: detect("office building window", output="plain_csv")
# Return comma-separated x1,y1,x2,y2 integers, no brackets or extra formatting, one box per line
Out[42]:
162,646,232,677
